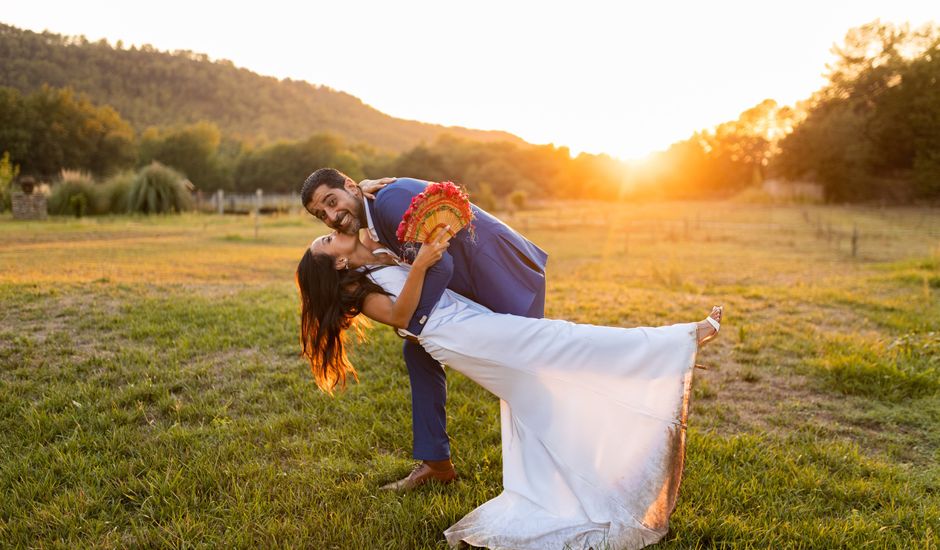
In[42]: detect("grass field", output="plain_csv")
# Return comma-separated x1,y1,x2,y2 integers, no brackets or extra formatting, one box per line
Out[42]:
1,202,938,548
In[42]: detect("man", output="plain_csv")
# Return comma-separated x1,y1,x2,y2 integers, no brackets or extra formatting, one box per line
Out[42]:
301,168,547,491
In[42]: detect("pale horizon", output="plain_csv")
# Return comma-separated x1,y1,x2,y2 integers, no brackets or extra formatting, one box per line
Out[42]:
3,1,937,160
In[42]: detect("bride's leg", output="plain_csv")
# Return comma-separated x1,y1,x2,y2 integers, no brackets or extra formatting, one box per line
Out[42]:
695,306,723,347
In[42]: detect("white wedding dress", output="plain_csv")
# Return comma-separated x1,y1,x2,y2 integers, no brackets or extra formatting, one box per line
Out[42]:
369,265,699,550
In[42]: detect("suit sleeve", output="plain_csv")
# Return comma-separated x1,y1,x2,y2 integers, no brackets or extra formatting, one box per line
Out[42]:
406,249,454,335
375,186,454,336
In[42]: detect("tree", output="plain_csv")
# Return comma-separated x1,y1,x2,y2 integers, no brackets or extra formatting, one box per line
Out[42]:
0,85,135,179
774,21,940,201
508,189,528,211
0,88,31,163
0,151,19,211
234,133,362,193
139,121,228,189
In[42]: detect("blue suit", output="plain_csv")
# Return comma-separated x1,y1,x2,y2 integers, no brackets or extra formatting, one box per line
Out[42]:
368,178,548,460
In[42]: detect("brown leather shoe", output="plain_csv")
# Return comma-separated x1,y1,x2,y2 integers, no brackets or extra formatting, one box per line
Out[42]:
380,459,457,491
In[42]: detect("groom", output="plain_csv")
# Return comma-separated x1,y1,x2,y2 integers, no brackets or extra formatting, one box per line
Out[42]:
301,168,547,491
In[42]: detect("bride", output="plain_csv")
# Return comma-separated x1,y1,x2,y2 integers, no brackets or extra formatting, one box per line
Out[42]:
296,228,722,550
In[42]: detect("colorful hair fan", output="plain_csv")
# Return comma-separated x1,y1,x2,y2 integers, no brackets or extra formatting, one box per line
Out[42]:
396,181,475,245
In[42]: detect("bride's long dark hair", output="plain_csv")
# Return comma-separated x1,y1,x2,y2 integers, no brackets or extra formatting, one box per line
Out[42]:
296,249,391,393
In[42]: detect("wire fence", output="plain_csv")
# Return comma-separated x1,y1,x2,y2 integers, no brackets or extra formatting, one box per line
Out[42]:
195,190,303,214
505,203,940,263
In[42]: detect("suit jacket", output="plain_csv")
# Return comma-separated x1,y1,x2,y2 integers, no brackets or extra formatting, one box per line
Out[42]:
367,178,548,335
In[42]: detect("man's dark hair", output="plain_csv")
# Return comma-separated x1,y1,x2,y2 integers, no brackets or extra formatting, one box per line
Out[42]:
301,168,349,208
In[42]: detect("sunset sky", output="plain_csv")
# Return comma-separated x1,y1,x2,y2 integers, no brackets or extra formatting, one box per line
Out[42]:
4,1,937,159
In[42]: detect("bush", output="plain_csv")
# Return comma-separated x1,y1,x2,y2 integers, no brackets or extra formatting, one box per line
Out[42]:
95,171,134,214
127,162,193,214
507,189,528,211
48,171,96,217
471,182,497,212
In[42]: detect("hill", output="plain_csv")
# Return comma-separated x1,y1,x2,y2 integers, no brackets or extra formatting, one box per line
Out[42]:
0,23,525,152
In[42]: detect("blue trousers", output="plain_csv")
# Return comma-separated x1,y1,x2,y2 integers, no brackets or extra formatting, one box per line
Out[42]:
405,283,546,461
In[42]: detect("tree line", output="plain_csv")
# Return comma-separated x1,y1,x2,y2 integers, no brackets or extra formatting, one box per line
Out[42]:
1,20,938,205
624,21,939,202
0,84,632,203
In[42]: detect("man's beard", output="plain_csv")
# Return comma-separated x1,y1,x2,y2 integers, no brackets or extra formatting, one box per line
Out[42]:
335,191,365,235
336,212,361,235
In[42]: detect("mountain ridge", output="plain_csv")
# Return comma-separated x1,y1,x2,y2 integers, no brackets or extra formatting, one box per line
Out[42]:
0,22,527,152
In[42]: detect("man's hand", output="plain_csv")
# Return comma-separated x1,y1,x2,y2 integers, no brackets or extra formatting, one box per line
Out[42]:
358,177,397,199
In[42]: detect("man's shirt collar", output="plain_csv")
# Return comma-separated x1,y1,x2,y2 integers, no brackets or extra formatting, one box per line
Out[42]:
364,198,380,243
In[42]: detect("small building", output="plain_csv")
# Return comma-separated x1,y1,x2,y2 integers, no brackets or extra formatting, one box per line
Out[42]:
762,178,824,202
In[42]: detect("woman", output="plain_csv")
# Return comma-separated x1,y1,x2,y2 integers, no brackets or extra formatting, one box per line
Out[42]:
297,229,722,550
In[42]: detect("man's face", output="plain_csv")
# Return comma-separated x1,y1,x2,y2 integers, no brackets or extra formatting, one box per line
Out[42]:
305,178,364,235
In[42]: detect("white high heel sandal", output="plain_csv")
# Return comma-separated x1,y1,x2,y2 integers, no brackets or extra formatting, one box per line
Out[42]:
694,306,722,370
705,307,722,333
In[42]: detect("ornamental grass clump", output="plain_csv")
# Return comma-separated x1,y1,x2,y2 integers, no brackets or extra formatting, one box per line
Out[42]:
128,162,194,214
48,170,96,217
95,171,134,214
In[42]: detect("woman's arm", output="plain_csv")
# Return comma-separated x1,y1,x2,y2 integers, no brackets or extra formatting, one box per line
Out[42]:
361,231,450,329
377,187,457,335
361,266,427,329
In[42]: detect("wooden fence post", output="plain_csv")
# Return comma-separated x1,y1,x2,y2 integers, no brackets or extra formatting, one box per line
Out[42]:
851,225,858,257
254,189,263,239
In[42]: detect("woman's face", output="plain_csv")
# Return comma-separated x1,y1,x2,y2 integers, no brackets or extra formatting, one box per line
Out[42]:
309,230,358,260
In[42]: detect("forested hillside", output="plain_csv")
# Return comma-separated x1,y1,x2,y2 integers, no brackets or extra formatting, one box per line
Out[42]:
2,20,937,204
0,23,523,152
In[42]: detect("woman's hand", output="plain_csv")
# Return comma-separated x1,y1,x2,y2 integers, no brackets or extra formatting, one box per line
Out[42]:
411,227,450,271
358,177,396,199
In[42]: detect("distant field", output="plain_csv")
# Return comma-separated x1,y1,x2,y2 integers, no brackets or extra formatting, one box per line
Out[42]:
1,202,938,548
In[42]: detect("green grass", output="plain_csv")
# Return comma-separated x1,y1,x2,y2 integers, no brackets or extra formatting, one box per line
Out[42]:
1,203,938,547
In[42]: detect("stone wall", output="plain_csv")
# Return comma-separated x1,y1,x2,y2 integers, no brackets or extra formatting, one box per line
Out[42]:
11,192,48,220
